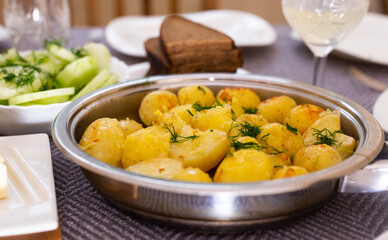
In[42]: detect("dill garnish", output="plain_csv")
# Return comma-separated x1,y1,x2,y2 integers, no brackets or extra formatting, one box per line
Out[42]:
44,38,66,48
237,121,261,138
164,124,199,143
71,47,87,58
286,123,298,135
230,139,266,152
14,68,36,87
192,100,223,112
242,107,258,114
312,128,343,147
197,86,206,94
187,109,194,116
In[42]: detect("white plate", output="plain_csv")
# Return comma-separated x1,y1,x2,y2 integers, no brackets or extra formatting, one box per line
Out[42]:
373,89,388,133
126,62,250,81
0,56,130,136
0,25,9,42
290,13,388,66
105,9,277,57
0,134,57,237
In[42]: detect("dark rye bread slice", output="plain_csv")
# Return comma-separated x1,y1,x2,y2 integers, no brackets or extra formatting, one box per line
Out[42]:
145,37,241,75
160,15,236,55
169,49,242,67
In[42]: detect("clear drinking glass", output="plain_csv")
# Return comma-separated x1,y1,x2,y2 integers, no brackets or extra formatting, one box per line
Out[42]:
281,0,370,87
3,0,71,51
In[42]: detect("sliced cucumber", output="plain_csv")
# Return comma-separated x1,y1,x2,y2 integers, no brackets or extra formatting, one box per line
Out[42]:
0,86,17,100
9,87,74,105
100,73,119,88
71,69,110,100
56,56,99,92
83,42,111,70
17,95,70,106
0,99,8,105
47,44,77,62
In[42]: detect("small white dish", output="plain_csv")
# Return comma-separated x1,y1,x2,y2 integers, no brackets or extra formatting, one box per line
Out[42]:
0,134,57,237
373,89,388,133
0,56,130,136
105,9,277,57
126,61,250,81
290,13,388,66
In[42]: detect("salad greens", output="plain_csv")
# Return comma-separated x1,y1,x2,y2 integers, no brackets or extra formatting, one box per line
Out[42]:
0,40,119,106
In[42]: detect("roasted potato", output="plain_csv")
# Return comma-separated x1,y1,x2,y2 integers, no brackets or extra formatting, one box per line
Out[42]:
217,88,261,109
153,110,188,133
270,153,292,166
169,104,195,125
303,112,341,146
284,104,324,134
79,118,124,167
258,95,297,123
139,90,179,126
229,114,268,137
214,149,274,183
172,167,212,183
126,158,183,179
169,126,229,171
122,126,170,168
293,144,342,172
333,133,356,159
178,85,215,106
119,118,143,138
273,166,309,179
257,123,304,156
193,105,233,133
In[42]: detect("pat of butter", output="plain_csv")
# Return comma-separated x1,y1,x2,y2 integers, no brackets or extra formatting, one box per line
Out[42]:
0,154,7,199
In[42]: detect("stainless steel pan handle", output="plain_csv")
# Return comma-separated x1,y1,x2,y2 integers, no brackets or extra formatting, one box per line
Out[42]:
340,141,388,193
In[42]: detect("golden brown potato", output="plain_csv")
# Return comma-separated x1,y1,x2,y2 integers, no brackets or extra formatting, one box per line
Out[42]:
193,105,233,133
126,158,183,179
229,114,268,137
139,90,179,126
257,123,304,156
169,104,195,125
293,144,342,172
153,110,188,133
214,149,274,183
270,153,292,166
273,166,309,179
172,167,212,183
169,126,229,171
119,118,143,138
79,118,124,167
122,126,170,168
303,112,341,146
217,88,261,109
258,95,297,123
284,104,324,134
178,85,215,106
333,133,356,159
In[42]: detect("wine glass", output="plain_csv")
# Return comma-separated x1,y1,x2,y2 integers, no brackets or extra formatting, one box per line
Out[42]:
281,0,370,87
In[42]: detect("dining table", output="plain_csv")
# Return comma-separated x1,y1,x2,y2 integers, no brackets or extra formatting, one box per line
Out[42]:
1,25,388,240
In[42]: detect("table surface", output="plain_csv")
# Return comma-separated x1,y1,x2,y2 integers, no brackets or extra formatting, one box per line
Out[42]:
1,25,388,240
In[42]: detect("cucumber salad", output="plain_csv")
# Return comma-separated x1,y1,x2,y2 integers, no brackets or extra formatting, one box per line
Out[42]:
0,40,119,106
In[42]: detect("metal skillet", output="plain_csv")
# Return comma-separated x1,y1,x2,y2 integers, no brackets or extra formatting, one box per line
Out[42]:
52,73,385,230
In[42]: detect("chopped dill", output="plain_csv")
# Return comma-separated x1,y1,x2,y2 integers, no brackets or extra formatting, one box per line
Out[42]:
230,139,266,152
274,165,284,169
71,47,87,58
44,38,66,48
164,124,199,143
242,107,258,114
14,68,37,87
192,101,216,111
197,86,206,94
286,123,298,135
237,121,261,138
259,133,270,143
312,128,343,147
187,109,194,116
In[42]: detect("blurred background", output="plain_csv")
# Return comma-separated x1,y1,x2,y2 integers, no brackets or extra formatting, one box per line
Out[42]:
0,0,387,26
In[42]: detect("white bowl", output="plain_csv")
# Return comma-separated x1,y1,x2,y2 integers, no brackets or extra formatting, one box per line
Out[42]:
0,57,130,136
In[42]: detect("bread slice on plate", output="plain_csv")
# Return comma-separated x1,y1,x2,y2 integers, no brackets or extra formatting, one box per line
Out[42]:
160,15,236,55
